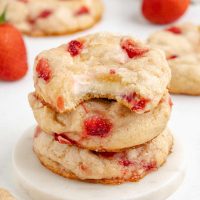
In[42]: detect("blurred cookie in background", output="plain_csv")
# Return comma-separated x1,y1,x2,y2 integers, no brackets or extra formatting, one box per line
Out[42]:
147,23,200,95
0,0,103,37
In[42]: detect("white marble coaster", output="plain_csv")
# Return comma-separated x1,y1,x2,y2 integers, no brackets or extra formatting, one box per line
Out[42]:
12,127,186,200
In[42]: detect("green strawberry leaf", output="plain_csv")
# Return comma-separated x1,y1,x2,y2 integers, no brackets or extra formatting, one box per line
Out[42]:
0,7,7,24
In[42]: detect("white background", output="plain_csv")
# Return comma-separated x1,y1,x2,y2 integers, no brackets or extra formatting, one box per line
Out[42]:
0,0,200,199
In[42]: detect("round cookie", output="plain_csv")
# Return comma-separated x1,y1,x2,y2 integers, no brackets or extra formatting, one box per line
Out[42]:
33,33,171,113
33,128,173,184
29,91,172,152
0,189,15,200
0,0,103,36
147,23,200,95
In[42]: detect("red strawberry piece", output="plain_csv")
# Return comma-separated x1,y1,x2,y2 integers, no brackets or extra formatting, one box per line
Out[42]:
75,6,90,15
122,92,137,103
119,159,133,167
38,10,53,19
166,26,182,34
0,11,28,81
109,69,116,75
84,116,112,137
121,39,149,59
67,40,83,57
54,133,77,145
27,9,53,25
132,98,149,111
142,161,157,171
122,93,149,111
57,96,64,111
36,58,52,82
34,126,41,138
118,153,133,167
96,152,116,158
27,17,36,25
168,55,178,60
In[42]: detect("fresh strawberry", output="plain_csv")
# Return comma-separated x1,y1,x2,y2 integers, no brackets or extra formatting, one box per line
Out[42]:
0,10,28,81
142,0,190,24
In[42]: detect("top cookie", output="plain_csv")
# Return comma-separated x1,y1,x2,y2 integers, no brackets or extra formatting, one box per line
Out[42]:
34,33,171,113
0,0,103,36
147,23,200,95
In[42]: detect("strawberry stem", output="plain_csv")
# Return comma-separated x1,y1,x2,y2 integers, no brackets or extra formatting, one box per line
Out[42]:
0,7,7,24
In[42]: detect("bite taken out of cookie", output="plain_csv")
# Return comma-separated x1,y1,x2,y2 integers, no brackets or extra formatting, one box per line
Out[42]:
33,32,171,114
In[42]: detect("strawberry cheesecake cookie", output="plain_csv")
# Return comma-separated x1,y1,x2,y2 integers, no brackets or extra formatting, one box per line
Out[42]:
33,33,171,114
0,0,103,36
0,189,15,200
33,128,173,184
148,23,200,95
29,91,172,152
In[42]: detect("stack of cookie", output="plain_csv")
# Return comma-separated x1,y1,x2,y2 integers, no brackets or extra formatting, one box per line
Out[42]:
29,33,173,184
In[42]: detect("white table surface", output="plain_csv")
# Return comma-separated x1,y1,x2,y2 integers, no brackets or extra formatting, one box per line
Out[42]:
0,0,200,199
